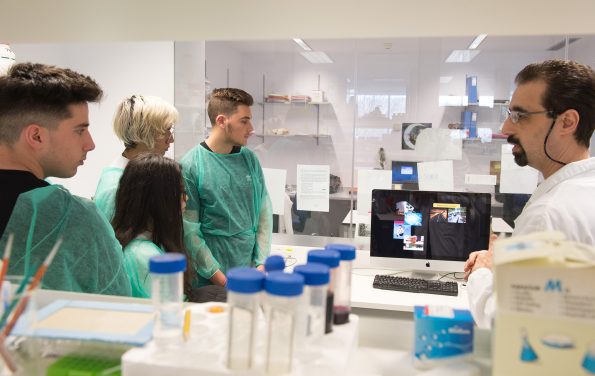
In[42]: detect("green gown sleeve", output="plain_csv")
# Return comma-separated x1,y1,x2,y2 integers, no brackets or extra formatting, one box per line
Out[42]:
181,150,221,281
0,185,132,296
252,158,272,266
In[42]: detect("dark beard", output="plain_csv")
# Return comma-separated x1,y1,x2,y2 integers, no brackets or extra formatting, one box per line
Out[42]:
508,135,529,167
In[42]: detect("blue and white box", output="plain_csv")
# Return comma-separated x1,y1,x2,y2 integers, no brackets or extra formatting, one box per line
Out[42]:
414,305,474,368
466,75,478,104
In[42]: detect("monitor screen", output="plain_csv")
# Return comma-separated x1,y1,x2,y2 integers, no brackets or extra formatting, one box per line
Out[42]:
391,161,418,185
370,189,491,272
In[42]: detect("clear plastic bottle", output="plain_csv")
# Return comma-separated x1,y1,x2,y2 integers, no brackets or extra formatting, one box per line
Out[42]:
226,267,265,371
293,262,329,343
263,271,304,375
325,243,356,325
149,253,187,346
306,249,340,334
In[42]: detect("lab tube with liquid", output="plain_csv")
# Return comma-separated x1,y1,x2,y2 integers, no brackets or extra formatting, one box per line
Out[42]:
293,262,329,343
307,249,340,334
325,243,356,325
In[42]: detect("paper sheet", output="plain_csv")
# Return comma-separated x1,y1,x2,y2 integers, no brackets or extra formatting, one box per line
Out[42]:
418,160,454,191
263,168,287,215
296,164,330,212
356,169,392,216
499,144,538,194
415,128,462,161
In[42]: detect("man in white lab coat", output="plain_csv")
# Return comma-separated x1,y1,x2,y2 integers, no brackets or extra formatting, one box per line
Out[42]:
464,59,595,328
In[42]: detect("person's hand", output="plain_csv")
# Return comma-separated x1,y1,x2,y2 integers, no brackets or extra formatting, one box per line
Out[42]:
210,270,227,287
464,234,498,280
256,264,265,272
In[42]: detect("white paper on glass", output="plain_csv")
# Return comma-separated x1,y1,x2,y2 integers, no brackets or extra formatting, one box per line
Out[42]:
415,128,462,161
499,144,538,194
356,169,392,216
296,164,330,212
464,174,497,186
263,168,287,215
418,160,454,191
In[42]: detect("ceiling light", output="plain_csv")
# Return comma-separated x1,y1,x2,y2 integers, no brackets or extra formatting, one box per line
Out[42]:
440,76,453,84
300,51,333,64
293,38,312,51
468,34,487,50
445,50,481,63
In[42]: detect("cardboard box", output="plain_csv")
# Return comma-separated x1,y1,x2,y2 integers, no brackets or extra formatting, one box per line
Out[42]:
493,232,595,376
414,305,474,367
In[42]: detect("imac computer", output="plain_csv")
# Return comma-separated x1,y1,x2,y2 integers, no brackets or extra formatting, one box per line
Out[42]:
391,161,419,190
370,189,491,278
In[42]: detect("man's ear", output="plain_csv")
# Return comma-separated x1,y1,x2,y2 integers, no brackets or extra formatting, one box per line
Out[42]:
215,114,227,129
559,109,579,136
22,124,47,149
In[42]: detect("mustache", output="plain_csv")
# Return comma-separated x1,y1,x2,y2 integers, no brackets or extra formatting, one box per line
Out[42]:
507,135,521,146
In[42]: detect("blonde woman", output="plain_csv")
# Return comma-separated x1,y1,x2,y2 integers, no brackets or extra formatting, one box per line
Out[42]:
94,95,178,220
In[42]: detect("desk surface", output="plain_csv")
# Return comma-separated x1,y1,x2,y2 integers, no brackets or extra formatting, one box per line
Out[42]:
270,244,470,313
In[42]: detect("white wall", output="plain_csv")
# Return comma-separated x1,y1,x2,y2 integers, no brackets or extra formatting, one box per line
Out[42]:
12,42,175,198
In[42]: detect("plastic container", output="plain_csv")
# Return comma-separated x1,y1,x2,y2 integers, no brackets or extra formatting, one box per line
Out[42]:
263,271,304,375
325,244,356,325
149,253,187,346
264,255,286,273
307,249,340,334
225,267,265,371
293,263,329,343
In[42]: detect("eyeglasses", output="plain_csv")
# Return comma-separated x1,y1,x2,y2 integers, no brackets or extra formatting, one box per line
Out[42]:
506,109,555,124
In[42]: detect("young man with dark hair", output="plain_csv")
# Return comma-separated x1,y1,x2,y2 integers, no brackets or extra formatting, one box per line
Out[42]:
181,88,272,287
0,62,131,296
464,60,595,328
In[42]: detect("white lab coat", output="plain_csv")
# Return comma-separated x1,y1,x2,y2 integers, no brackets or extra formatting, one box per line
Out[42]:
467,157,595,328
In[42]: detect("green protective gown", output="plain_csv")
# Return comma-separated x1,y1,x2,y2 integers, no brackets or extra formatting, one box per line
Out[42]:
93,167,124,221
122,238,164,298
181,145,272,287
0,185,132,296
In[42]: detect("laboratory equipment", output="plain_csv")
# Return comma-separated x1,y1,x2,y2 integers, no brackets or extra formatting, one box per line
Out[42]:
307,249,339,334
264,255,286,273
225,267,265,371
325,243,355,325
263,271,304,375
149,253,186,346
293,263,329,342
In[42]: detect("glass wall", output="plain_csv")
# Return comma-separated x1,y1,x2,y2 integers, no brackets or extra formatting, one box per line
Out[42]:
185,35,595,245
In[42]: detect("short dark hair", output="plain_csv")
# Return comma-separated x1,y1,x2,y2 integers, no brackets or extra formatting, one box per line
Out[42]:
112,154,192,294
207,88,253,125
515,60,595,147
0,62,103,144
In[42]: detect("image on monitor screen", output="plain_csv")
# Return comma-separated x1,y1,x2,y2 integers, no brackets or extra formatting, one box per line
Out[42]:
370,189,491,267
391,161,419,185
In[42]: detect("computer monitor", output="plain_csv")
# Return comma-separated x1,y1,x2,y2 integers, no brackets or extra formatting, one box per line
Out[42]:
391,161,418,185
370,189,491,277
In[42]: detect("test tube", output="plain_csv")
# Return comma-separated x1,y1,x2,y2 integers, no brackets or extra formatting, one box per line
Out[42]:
226,267,265,371
325,243,356,325
293,263,329,343
149,253,186,346
263,271,304,375
307,249,340,334
264,255,286,273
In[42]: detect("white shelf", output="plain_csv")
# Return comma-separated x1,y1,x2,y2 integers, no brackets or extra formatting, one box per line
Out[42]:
253,133,331,138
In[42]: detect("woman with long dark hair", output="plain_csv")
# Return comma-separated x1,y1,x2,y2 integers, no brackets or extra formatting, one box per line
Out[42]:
112,153,190,298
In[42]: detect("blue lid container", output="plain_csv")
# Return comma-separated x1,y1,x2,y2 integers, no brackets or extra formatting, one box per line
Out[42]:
294,263,330,286
325,243,356,261
149,253,187,274
264,255,286,272
265,271,304,297
227,267,265,294
307,249,340,268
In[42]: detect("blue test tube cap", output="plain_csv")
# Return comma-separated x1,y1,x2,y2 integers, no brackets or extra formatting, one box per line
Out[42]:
294,263,330,286
149,253,187,274
325,243,356,261
264,255,286,272
265,271,304,297
227,267,265,293
307,249,340,269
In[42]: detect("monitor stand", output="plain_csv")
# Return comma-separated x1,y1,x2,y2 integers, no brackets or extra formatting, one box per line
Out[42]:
407,270,441,280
